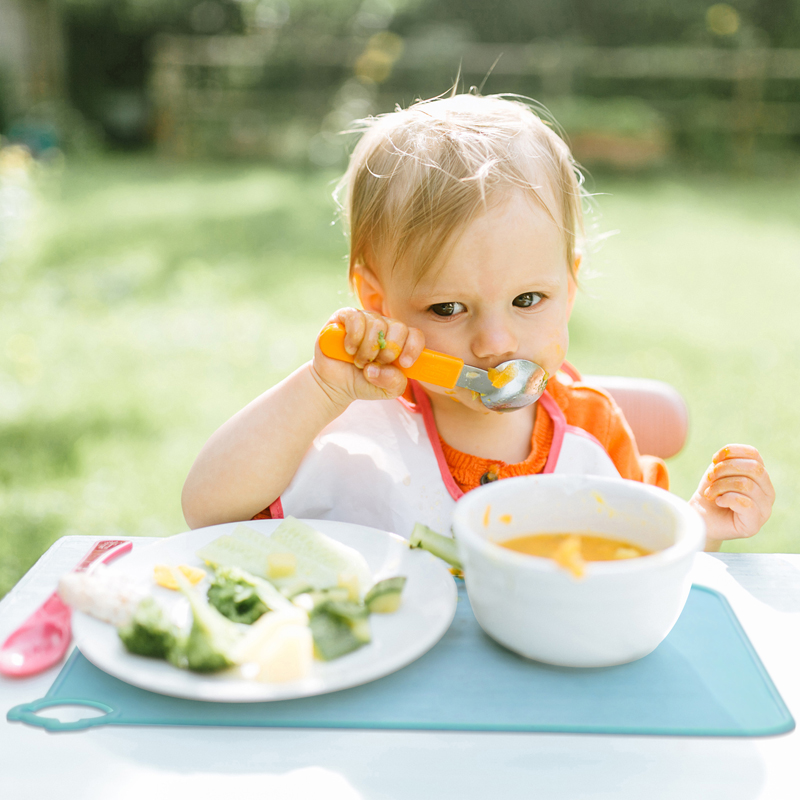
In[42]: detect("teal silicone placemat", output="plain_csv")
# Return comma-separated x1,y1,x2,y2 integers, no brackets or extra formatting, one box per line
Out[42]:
8,584,794,736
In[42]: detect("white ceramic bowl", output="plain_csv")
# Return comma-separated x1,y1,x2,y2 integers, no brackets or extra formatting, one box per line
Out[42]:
451,475,705,667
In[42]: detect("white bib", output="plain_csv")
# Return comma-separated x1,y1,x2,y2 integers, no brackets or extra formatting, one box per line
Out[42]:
271,382,620,538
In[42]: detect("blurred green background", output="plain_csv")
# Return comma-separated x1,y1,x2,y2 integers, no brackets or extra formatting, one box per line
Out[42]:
1,0,800,597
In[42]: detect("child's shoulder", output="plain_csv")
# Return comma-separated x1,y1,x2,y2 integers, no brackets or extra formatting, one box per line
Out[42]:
548,369,628,446
550,368,621,417
548,368,644,476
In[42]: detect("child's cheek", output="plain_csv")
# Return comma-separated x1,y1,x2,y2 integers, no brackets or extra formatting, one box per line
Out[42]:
536,331,569,375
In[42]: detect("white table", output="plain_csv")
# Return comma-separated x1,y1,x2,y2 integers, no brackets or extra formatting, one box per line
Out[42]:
1,536,799,800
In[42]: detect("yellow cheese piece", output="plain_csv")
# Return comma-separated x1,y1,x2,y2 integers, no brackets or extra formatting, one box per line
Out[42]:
153,564,206,590
338,572,360,602
267,552,297,579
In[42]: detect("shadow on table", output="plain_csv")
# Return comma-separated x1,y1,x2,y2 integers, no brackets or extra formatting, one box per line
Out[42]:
715,554,800,613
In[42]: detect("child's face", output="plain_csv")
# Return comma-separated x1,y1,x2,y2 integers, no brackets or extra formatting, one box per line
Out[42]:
366,191,577,414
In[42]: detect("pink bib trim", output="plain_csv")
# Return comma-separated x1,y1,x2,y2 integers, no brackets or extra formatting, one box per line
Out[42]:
540,391,567,474
559,361,582,382
268,497,285,520
407,381,465,503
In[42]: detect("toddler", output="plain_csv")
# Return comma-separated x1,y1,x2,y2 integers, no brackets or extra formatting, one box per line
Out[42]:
182,93,774,552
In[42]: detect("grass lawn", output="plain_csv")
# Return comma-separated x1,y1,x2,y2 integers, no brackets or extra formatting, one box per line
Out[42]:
1,153,798,598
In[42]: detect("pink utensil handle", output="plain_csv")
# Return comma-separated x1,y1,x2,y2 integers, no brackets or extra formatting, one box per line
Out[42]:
0,539,132,678
74,539,133,573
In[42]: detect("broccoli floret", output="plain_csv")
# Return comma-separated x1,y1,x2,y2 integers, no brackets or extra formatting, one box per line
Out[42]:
118,597,180,659
177,572,242,673
207,565,292,624
207,571,269,624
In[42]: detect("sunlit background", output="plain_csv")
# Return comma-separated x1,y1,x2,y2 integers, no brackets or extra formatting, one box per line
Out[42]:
1,0,800,597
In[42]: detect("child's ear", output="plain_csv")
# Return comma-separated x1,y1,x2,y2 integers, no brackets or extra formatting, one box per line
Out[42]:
567,254,581,319
353,264,389,316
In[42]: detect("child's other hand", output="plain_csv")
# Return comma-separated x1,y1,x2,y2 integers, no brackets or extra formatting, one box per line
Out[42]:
689,444,775,551
312,308,425,407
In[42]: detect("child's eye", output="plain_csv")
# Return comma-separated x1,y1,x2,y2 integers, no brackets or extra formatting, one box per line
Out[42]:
513,292,544,308
429,302,466,317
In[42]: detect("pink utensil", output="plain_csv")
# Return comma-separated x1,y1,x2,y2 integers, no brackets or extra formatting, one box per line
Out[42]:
0,539,132,678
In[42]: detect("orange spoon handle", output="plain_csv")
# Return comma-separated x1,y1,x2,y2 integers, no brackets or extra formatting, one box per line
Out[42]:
319,324,464,389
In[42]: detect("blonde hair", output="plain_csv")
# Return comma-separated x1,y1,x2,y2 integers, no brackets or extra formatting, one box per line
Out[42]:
336,92,586,289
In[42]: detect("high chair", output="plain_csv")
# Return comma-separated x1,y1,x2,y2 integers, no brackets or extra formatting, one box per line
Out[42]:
585,376,688,460
560,365,689,460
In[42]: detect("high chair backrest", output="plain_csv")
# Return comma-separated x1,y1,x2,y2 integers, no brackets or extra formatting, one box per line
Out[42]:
583,375,689,460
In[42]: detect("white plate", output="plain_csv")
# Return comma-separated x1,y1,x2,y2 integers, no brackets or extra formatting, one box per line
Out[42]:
72,519,457,703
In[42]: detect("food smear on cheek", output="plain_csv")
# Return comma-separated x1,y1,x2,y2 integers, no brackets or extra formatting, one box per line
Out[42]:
499,533,652,579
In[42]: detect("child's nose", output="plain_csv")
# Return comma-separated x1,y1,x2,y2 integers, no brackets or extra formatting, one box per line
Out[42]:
470,318,518,362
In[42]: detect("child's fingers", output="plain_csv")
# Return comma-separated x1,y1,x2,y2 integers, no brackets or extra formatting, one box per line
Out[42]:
331,308,366,357
704,475,772,523
398,327,425,369
353,313,387,369
711,492,762,537
362,363,406,396
707,457,774,501
704,474,766,504
712,444,762,465
374,319,408,365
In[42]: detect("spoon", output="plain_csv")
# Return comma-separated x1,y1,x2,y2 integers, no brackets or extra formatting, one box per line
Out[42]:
0,539,132,678
319,324,548,411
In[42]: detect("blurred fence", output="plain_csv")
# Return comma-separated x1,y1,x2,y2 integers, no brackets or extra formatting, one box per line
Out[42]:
150,33,800,167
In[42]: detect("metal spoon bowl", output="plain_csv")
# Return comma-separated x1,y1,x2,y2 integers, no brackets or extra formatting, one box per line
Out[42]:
477,359,549,412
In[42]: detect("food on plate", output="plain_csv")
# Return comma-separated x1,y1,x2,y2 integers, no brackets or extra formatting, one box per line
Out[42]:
62,520,408,684
499,533,653,578
176,571,242,673
117,596,183,661
214,568,375,662
232,606,308,662
267,552,297,579
153,563,206,590
365,577,407,614
207,565,291,624
233,606,312,681
308,599,371,661
57,564,147,627
251,624,313,682
196,517,372,597
337,572,360,602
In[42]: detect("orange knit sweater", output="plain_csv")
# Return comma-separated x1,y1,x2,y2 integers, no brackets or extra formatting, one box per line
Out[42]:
440,374,669,494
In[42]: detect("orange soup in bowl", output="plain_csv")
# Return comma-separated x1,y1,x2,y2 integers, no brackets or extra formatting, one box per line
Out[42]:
499,533,653,578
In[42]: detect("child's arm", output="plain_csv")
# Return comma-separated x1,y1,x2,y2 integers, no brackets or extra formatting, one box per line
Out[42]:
688,444,775,552
181,308,424,529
